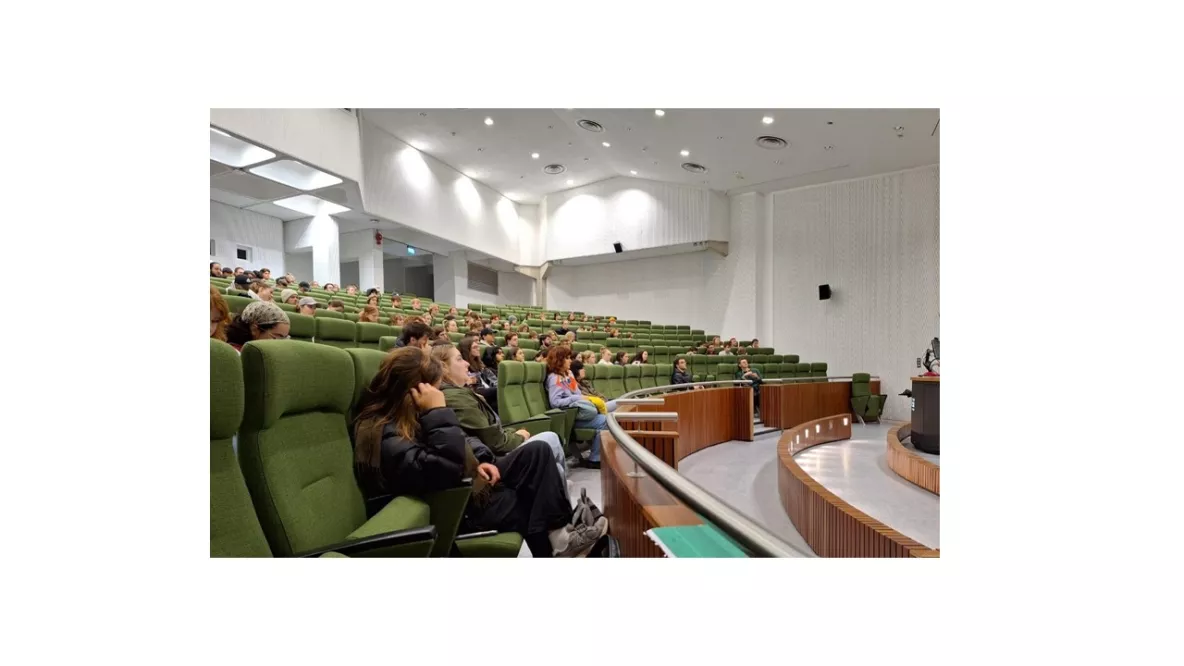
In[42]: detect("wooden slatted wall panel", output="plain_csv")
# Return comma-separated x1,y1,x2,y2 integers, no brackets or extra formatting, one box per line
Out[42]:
886,424,940,495
761,381,879,430
775,415,939,558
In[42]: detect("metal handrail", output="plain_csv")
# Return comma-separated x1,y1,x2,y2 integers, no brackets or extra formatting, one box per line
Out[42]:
605,379,810,558
760,375,881,384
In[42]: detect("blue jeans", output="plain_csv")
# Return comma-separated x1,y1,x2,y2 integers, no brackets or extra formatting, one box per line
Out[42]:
575,413,608,462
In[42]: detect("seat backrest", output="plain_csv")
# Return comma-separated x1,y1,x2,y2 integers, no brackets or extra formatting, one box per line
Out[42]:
796,362,812,377
238,340,365,556
810,362,828,379
521,349,538,361
345,348,389,414
607,339,622,349
518,339,538,350
769,355,784,364
593,364,613,397
276,302,297,313
498,361,533,423
718,362,739,378
314,310,345,320
288,313,316,343
784,354,800,364
764,363,781,379
316,318,357,349
523,362,549,416
639,363,657,389
655,363,672,384
210,340,272,557
607,365,626,399
624,365,642,393
356,323,393,350
225,295,253,314
750,363,765,377
851,372,872,396
378,336,398,352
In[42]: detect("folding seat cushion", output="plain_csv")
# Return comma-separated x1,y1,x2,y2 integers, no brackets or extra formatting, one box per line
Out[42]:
356,323,394,350
624,365,642,394
639,363,657,389
314,310,345,320
784,354,800,364
238,341,435,558
607,365,627,399
316,318,357,349
796,362,812,378
810,362,828,381
210,340,272,558
849,372,886,422
288,313,316,343
225,295,253,315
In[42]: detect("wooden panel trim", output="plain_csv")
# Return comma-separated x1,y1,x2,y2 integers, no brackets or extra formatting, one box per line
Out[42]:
776,414,940,558
760,380,880,431
601,434,701,557
886,424,940,495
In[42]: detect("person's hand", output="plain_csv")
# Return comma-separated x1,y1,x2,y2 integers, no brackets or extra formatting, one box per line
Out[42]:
477,462,501,486
515,429,531,439
410,383,446,412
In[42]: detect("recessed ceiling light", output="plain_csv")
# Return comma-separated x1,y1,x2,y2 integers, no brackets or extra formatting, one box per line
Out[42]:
272,194,350,217
210,127,275,167
531,152,540,159
680,149,689,157
762,116,774,125
602,142,611,148
654,109,665,117
566,179,574,186
249,160,343,191
484,117,494,126
630,170,637,175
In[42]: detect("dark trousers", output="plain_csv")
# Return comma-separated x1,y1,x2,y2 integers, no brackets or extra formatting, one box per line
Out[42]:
462,439,570,557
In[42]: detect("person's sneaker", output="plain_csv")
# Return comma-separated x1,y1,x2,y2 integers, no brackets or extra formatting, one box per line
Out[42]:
555,517,608,557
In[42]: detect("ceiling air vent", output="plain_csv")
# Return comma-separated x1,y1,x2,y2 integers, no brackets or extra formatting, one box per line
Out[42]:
577,119,605,133
755,135,788,150
542,164,567,175
681,162,708,174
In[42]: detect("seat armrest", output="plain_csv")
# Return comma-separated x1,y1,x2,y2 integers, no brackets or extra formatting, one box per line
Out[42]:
293,525,438,558
505,416,554,437
421,480,474,558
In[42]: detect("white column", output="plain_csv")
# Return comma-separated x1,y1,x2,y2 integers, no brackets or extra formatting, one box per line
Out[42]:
433,253,457,306
309,213,340,286
357,246,385,294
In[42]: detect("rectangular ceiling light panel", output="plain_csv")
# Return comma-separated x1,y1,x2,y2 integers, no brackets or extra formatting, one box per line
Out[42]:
248,159,343,190
272,194,351,216
210,127,276,167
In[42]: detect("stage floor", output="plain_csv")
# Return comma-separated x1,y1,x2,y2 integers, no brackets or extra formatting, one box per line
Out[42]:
794,423,939,549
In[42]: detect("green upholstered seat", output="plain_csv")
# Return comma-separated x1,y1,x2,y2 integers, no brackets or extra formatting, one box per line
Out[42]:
810,362,828,382
796,362,811,378
784,355,800,364
718,362,739,379
237,341,435,558
624,365,642,393
378,336,398,352
315,318,357,349
521,349,538,361
850,372,886,423
523,362,571,447
288,313,316,343
607,365,626,399
276,302,297,313
655,363,672,386
356,323,393,350
639,363,657,389
345,313,360,323
593,364,613,397
497,361,553,436
225,295,253,314
314,310,345,320
518,339,538,350
210,340,272,558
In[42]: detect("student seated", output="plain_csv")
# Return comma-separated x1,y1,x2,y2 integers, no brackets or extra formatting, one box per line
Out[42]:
352,347,605,557
480,345,502,388
578,350,596,366
632,350,650,365
210,286,230,341
671,357,697,389
210,262,223,277
614,351,630,366
736,358,763,414
225,301,290,352
598,347,613,365
508,346,526,362
280,289,300,306
359,305,381,323
391,294,403,309
396,320,432,349
298,297,318,316
327,300,346,313
345,284,359,296
324,283,339,293
545,348,608,469
460,334,498,411
571,359,617,413
446,319,460,333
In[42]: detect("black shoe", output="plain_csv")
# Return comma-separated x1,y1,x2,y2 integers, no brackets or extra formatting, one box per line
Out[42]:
581,458,601,470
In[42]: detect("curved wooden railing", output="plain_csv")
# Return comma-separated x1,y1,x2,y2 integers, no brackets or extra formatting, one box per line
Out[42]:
760,378,881,430
776,414,940,558
886,423,940,495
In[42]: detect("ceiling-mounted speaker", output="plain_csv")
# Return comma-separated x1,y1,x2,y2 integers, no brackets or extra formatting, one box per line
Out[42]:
613,242,624,254
819,284,831,300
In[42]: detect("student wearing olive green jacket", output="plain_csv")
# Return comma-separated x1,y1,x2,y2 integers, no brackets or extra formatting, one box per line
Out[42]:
431,342,568,492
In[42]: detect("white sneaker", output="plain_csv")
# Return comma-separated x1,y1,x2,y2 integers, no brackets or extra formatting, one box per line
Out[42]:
555,517,608,557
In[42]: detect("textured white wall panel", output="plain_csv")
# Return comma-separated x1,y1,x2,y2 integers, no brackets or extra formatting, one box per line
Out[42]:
210,109,363,183
358,119,531,266
284,252,313,283
703,192,760,340
768,165,939,420
210,200,285,274
498,271,536,307
541,177,723,262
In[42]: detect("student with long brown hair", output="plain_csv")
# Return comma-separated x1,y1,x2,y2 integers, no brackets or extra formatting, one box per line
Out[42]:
359,305,382,323
460,334,498,410
544,347,608,469
352,346,603,557
210,286,230,341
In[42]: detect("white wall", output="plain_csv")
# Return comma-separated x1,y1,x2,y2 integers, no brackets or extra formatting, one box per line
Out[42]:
210,200,285,274
357,117,535,266
768,165,939,420
210,108,363,183
498,271,536,307
339,261,359,289
540,177,727,262
284,252,313,283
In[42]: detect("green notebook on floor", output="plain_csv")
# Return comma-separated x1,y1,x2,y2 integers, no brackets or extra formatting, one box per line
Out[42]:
646,524,748,558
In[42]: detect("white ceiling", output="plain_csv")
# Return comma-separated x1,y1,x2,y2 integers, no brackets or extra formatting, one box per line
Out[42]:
360,108,939,204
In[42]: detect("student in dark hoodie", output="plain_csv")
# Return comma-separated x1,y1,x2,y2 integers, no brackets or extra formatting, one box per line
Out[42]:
352,346,605,557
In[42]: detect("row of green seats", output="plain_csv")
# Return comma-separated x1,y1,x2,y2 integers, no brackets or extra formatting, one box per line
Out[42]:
211,339,526,558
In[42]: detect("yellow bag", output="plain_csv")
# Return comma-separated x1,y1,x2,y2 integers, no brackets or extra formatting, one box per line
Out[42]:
586,395,608,414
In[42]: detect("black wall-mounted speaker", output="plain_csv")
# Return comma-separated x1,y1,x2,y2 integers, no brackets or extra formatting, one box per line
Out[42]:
819,284,831,300
613,242,623,254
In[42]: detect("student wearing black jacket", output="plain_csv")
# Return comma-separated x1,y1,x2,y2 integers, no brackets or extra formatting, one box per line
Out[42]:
671,357,698,391
353,346,605,557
